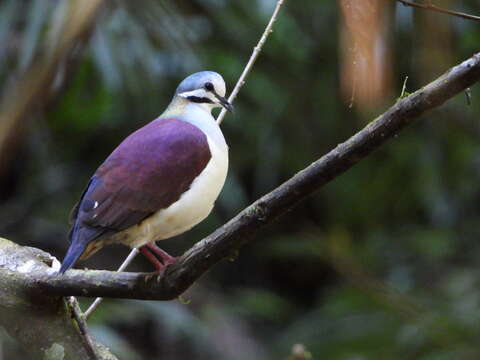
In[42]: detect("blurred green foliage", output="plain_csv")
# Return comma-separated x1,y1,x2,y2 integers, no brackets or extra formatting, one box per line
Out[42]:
1,0,480,359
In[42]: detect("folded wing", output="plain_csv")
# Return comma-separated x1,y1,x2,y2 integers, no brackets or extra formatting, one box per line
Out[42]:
60,118,211,273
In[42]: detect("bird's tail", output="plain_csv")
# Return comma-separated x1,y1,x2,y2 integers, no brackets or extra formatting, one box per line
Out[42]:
59,240,88,274
59,225,105,274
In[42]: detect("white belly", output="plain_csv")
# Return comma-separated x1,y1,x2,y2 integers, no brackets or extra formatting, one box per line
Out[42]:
117,136,228,248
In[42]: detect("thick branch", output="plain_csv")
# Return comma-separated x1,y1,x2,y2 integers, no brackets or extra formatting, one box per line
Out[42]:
2,52,480,301
0,239,117,359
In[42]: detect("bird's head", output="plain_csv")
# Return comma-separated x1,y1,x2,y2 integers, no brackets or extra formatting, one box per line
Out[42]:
175,71,233,113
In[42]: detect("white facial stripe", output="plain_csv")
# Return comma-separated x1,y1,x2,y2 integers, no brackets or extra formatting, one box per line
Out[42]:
178,89,208,99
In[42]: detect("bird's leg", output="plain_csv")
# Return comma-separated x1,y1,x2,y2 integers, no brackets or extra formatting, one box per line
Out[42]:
139,243,177,272
146,242,177,266
139,246,165,272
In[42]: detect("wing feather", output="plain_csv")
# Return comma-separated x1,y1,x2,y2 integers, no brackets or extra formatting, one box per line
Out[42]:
70,118,212,241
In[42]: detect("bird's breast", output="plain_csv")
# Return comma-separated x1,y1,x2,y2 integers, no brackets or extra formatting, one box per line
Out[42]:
117,134,228,248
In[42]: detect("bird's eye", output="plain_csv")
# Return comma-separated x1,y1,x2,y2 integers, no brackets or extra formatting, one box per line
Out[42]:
204,82,214,91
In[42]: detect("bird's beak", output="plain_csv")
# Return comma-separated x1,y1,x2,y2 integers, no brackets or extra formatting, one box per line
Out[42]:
214,93,234,113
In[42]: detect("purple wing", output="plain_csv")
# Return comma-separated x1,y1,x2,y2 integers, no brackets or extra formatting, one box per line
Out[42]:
72,118,212,237
60,117,212,274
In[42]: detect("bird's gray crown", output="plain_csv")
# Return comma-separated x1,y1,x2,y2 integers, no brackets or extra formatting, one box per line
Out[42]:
175,71,226,97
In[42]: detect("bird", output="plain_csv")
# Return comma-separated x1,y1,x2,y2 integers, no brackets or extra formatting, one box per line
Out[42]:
59,71,233,274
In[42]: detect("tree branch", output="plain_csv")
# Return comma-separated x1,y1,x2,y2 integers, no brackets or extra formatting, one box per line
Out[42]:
67,297,102,359
83,248,139,319
0,238,117,359
396,0,480,21
216,0,287,125
1,52,478,301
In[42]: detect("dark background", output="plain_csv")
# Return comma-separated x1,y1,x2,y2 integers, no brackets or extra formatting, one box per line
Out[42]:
1,0,480,359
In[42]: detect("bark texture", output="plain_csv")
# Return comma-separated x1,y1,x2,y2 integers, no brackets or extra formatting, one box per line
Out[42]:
0,238,117,360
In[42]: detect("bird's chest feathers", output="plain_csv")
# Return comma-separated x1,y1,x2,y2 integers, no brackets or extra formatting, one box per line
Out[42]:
117,135,228,248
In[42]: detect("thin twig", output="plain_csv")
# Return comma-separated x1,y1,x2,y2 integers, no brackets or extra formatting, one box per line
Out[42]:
84,248,139,319
400,76,409,98
465,88,472,106
397,0,480,21
82,0,288,319
67,296,100,360
216,0,287,125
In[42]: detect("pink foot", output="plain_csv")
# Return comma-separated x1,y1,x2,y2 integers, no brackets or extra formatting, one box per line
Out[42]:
146,243,176,266
139,247,165,272
139,243,177,272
